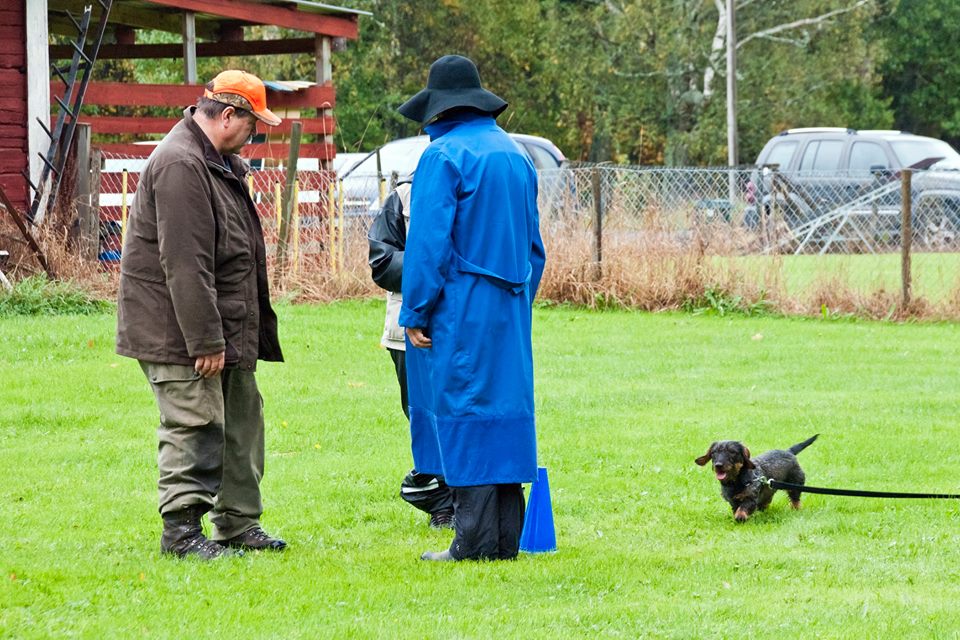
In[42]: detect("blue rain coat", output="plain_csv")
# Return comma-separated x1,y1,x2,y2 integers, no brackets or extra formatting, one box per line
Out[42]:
399,112,546,487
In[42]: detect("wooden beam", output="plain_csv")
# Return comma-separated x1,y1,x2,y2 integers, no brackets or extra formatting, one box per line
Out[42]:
25,0,47,208
50,37,318,60
75,123,99,261
96,142,336,160
219,23,244,41
143,0,359,39
182,11,197,83
316,35,331,85
115,25,136,45
245,142,335,161
73,115,336,135
48,0,221,38
55,82,336,109
48,15,103,39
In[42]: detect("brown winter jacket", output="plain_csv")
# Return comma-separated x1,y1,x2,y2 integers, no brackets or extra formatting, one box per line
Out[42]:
116,107,282,371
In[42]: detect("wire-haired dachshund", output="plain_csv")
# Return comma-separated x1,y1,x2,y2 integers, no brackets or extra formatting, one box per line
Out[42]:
695,435,818,522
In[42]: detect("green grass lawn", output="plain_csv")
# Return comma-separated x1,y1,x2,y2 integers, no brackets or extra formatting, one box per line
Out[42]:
728,252,960,301
3,301,960,639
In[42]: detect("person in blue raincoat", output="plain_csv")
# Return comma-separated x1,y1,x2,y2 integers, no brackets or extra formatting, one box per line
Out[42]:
397,55,547,562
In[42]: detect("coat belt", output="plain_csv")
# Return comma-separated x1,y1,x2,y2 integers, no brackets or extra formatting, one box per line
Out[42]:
454,254,531,295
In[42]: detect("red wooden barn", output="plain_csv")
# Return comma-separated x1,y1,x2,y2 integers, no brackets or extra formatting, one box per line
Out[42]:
2,0,367,214
0,3,29,212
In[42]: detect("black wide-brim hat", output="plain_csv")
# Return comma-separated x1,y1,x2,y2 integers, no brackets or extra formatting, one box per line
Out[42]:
398,55,508,125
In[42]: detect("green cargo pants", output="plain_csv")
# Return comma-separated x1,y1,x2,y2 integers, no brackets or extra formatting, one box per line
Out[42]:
140,361,265,540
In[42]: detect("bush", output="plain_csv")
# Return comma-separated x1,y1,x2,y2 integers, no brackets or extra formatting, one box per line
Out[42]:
0,275,113,317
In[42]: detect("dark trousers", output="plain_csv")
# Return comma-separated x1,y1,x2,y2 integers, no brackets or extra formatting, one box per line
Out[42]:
449,484,525,561
140,362,264,540
389,348,454,514
388,347,409,419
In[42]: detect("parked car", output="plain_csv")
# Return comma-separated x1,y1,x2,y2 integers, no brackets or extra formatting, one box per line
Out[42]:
744,128,960,250
337,133,566,215
908,157,960,246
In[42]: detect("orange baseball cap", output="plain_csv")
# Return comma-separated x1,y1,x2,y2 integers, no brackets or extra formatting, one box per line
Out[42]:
203,70,282,127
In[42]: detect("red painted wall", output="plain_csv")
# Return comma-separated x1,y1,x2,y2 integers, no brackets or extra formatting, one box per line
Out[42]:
0,4,28,212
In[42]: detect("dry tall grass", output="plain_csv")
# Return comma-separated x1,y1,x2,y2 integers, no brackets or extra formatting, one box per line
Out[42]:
6,201,960,320
0,215,118,300
538,203,776,312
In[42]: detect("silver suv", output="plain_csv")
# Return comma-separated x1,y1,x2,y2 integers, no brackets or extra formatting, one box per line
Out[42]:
339,133,566,215
754,128,958,174
745,128,960,249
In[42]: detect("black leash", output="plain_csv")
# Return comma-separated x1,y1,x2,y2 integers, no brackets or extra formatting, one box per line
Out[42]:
767,479,960,500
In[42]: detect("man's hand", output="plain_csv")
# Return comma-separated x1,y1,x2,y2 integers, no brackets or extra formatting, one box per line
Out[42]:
195,351,225,378
406,327,432,349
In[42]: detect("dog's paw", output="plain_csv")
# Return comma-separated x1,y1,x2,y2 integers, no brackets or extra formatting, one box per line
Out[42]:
790,500,802,510
734,508,750,522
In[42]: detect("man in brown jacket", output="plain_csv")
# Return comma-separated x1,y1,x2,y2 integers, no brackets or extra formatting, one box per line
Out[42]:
117,70,285,559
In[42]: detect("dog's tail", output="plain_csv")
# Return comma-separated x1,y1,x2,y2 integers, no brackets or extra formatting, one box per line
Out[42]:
789,434,819,455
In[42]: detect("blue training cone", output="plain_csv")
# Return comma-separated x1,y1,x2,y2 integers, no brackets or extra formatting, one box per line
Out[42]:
519,466,557,553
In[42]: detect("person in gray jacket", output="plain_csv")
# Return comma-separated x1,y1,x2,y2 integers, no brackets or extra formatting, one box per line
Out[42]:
117,70,286,559
368,180,455,528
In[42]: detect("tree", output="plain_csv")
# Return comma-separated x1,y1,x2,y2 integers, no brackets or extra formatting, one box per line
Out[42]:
116,0,899,165
879,0,960,147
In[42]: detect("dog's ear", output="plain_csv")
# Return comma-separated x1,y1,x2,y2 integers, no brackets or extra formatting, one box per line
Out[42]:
740,444,755,469
695,443,717,466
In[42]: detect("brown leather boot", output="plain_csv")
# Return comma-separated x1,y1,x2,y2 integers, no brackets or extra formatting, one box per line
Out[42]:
160,505,231,560
218,526,287,551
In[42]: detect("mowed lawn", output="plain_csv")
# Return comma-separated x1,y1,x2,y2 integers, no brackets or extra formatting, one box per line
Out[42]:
728,251,960,301
2,300,960,639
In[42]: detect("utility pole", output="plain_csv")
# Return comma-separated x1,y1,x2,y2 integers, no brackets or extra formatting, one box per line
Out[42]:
725,0,738,205
725,0,737,167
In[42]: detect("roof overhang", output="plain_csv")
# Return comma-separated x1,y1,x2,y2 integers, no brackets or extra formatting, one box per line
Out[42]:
48,0,365,40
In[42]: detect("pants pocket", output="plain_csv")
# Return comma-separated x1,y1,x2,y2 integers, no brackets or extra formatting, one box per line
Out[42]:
141,362,224,427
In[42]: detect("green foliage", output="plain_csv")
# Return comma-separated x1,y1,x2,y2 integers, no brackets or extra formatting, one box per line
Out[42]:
113,1,940,164
0,275,112,317
683,285,772,316
4,304,960,636
879,0,960,145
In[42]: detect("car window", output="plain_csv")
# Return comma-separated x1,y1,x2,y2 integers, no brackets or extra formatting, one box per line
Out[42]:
890,139,960,167
799,140,842,171
350,138,428,178
848,142,889,172
522,143,560,170
799,142,819,171
763,141,798,169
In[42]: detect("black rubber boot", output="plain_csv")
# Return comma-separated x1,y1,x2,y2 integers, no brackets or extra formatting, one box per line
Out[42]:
160,504,231,560
428,509,455,530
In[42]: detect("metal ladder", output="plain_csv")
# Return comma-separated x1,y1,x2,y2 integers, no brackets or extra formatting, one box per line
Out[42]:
26,0,113,224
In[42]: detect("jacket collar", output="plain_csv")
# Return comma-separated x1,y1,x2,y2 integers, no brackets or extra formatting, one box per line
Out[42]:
424,111,494,141
182,106,246,177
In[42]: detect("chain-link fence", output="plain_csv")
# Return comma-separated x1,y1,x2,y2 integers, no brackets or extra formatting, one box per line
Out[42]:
90,152,960,317
538,164,960,317
98,152,340,275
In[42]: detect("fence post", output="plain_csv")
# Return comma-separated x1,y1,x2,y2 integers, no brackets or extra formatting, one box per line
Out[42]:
335,177,345,273
276,121,303,273
768,167,779,252
89,149,101,259
74,123,98,261
292,179,300,276
120,169,129,250
328,179,336,272
591,166,603,280
901,168,912,309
